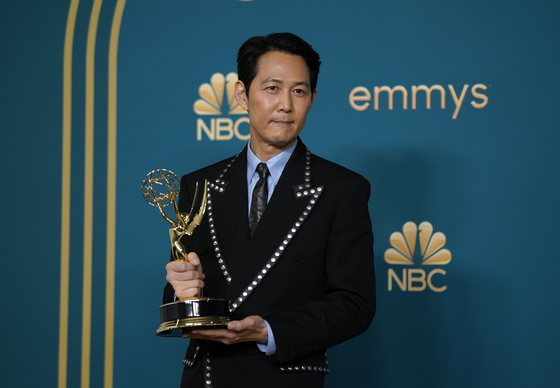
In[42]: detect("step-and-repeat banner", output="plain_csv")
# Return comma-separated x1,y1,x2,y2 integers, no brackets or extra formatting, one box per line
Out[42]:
2,1,559,387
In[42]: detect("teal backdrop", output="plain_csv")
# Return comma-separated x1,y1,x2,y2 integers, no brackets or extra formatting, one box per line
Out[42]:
2,1,559,387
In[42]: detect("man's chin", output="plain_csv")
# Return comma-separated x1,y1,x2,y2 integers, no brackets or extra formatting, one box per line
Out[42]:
268,138,297,149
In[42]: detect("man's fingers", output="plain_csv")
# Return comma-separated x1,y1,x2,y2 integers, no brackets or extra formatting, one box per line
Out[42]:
178,278,205,288
175,279,205,293
166,251,205,299
227,316,260,332
166,260,196,273
187,316,267,344
166,269,203,284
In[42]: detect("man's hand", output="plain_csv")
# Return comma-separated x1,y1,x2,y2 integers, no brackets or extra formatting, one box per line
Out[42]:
182,315,268,345
166,252,205,300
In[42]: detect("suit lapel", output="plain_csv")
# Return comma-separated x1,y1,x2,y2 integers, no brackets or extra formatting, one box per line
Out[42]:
207,148,250,279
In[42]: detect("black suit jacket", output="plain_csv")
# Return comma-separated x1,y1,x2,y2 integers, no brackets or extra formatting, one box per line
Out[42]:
164,139,376,388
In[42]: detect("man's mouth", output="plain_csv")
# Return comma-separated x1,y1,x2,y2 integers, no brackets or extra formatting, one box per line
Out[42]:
271,119,293,125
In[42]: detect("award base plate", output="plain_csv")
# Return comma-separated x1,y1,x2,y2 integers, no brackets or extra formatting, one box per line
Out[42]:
156,297,230,337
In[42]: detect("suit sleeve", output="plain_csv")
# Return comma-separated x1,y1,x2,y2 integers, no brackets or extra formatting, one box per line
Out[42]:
266,176,376,364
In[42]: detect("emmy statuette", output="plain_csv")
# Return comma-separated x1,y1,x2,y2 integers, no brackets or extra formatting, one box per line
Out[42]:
141,169,230,337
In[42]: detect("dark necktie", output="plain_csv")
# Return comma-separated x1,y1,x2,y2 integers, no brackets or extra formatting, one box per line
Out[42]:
249,162,269,236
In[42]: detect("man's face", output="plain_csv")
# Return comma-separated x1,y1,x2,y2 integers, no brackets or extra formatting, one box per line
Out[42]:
235,50,316,160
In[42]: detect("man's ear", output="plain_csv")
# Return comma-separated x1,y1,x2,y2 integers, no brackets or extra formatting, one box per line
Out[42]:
234,80,249,111
308,89,317,112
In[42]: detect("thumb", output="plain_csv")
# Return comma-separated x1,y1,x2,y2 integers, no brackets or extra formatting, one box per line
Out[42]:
227,321,243,331
186,252,200,266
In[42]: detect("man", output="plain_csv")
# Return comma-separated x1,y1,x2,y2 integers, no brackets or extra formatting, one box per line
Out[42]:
164,32,375,388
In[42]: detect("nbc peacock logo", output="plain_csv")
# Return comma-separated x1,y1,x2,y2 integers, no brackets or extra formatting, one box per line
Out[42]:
384,221,452,292
194,72,250,141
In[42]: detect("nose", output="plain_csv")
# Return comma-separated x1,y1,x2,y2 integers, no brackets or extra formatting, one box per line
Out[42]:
278,90,293,112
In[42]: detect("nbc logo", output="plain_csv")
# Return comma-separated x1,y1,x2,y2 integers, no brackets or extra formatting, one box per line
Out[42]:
384,221,452,292
194,73,250,141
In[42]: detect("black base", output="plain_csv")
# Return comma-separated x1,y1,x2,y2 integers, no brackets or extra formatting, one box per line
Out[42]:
156,297,230,337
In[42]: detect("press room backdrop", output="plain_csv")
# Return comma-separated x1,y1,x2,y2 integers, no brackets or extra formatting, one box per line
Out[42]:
2,1,559,387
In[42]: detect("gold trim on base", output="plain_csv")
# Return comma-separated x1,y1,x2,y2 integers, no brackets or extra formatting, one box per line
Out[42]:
157,316,230,335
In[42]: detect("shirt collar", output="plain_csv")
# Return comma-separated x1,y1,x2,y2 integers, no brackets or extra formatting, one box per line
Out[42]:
247,139,298,186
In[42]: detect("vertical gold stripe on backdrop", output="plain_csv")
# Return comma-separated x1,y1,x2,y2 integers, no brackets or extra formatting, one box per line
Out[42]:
83,1,104,388
60,2,81,388
105,1,127,387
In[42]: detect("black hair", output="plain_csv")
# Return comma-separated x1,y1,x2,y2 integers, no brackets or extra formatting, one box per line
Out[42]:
237,32,321,96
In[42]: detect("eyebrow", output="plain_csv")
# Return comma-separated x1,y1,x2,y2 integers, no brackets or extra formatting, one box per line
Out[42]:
261,77,310,88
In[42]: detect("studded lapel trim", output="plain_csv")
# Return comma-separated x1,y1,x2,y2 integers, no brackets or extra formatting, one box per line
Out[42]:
229,184,323,313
